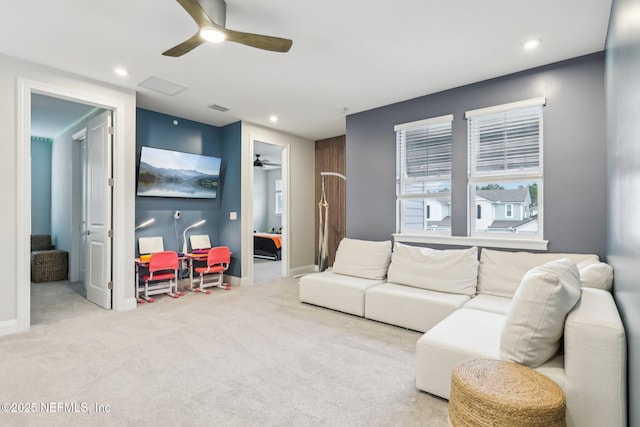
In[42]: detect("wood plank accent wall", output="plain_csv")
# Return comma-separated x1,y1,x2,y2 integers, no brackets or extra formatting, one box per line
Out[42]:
315,135,346,266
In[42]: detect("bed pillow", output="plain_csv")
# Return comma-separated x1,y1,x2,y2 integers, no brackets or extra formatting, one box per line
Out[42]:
331,238,392,280
386,243,478,295
500,258,581,367
576,259,614,291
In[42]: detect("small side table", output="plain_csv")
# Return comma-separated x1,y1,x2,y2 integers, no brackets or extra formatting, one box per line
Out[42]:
449,359,566,427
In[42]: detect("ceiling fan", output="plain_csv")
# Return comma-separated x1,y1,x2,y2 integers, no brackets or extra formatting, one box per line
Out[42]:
254,154,281,168
163,0,293,57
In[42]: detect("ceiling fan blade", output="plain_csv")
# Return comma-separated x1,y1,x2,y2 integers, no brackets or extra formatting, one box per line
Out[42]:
224,29,293,52
162,32,206,57
176,0,215,28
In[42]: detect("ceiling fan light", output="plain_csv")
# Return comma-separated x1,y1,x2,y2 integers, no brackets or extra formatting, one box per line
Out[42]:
201,28,226,43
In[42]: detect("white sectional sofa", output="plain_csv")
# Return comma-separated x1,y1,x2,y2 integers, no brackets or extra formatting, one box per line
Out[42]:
299,238,627,427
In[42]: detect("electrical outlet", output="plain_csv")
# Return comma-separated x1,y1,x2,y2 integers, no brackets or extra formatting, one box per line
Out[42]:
173,210,181,220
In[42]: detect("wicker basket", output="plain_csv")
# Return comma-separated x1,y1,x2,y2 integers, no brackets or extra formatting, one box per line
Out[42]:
449,359,566,427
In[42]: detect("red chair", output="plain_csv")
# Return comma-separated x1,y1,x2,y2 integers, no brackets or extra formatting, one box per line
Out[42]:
193,246,231,294
139,251,181,303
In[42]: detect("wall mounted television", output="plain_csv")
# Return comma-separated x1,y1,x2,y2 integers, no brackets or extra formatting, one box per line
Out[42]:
136,146,222,199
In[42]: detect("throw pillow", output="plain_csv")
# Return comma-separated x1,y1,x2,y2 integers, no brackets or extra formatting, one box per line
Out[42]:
577,260,614,291
386,243,478,295
500,258,581,367
331,238,392,280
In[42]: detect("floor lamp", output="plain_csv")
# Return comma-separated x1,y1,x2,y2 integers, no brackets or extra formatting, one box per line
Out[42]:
318,171,346,272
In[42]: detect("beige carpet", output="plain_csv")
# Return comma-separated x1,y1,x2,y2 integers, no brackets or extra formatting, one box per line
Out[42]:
0,278,448,426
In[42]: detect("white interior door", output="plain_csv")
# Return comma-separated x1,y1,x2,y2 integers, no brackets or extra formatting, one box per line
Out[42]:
85,111,113,309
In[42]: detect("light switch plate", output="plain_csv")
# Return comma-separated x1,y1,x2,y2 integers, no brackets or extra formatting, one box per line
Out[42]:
229,211,237,220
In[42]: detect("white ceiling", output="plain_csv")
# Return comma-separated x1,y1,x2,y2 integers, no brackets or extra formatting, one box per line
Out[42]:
0,0,611,141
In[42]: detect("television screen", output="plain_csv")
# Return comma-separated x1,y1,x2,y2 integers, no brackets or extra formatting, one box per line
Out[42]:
137,146,221,199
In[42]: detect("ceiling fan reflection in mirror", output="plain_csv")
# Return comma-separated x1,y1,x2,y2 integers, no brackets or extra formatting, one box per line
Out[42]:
163,0,293,57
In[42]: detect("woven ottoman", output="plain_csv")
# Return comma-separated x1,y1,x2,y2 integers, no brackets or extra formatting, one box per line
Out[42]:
449,359,565,427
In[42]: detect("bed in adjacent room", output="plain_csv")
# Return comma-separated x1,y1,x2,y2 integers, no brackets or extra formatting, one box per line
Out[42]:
253,233,282,260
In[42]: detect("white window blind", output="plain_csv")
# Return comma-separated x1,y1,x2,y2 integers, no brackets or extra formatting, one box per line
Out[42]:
468,102,544,179
396,115,453,194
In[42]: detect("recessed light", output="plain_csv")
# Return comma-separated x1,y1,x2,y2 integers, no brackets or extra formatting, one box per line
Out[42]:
269,115,278,123
524,38,541,50
114,67,129,77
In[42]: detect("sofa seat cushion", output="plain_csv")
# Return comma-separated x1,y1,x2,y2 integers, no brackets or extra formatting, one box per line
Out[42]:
299,271,384,317
387,243,478,295
416,308,504,399
416,308,563,400
478,248,598,298
331,238,392,280
462,294,512,315
365,283,470,332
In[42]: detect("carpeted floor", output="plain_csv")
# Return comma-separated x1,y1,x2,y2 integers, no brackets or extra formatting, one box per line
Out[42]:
253,258,283,284
0,278,448,426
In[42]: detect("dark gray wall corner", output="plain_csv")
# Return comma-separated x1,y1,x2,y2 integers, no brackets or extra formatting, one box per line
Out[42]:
607,0,640,425
346,53,607,258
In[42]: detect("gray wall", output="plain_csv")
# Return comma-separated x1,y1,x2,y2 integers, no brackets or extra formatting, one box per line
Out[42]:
346,53,607,258
31,138,52,235
606,0,639,425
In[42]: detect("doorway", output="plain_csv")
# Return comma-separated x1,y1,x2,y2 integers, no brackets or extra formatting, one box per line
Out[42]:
16,77,133,334
30,94,110,322
30,95,113,321
251,140,289,284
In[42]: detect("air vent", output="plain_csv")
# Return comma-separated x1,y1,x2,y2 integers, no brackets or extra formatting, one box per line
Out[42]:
138,76,188,96
208,104,230,112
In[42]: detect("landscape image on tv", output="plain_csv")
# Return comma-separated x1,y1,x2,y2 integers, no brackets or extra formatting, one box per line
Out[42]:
137,146,221,199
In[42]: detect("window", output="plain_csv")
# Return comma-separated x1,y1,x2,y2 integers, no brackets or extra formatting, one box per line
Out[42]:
505,204,513,218
275,179,282,215
476,204,482,220
466,98,545,238
395,114,453,234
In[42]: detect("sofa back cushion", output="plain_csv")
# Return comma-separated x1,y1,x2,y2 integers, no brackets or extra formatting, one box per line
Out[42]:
478,249,598,298
387,243,478,295
500,258,581,367
331,238,392,280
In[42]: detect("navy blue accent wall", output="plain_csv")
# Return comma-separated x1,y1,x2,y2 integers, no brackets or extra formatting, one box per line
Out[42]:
346,53,606,258
218,121,242,276
606,0,640,425
135,109,242,276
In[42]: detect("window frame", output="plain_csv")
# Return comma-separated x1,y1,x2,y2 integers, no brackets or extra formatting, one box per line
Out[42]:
395,114,453,236
466,98,545,240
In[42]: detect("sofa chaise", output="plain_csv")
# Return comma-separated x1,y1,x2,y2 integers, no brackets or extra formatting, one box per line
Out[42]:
298,238,626,427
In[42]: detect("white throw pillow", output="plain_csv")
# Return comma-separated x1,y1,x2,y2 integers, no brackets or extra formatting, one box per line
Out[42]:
386,243,478,295
577,260,614,291
331,238,392,280
478,248,599,298
500,258,581,367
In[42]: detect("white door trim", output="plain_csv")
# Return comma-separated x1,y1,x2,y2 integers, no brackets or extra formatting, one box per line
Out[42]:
245,136,291,285
16,78,135,333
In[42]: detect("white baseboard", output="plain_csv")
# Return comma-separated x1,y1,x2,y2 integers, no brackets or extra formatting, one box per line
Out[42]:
291,265,316,278
0,319,20,337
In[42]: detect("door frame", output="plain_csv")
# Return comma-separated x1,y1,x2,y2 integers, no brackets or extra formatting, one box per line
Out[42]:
16,78,134,333
245,136,290,284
